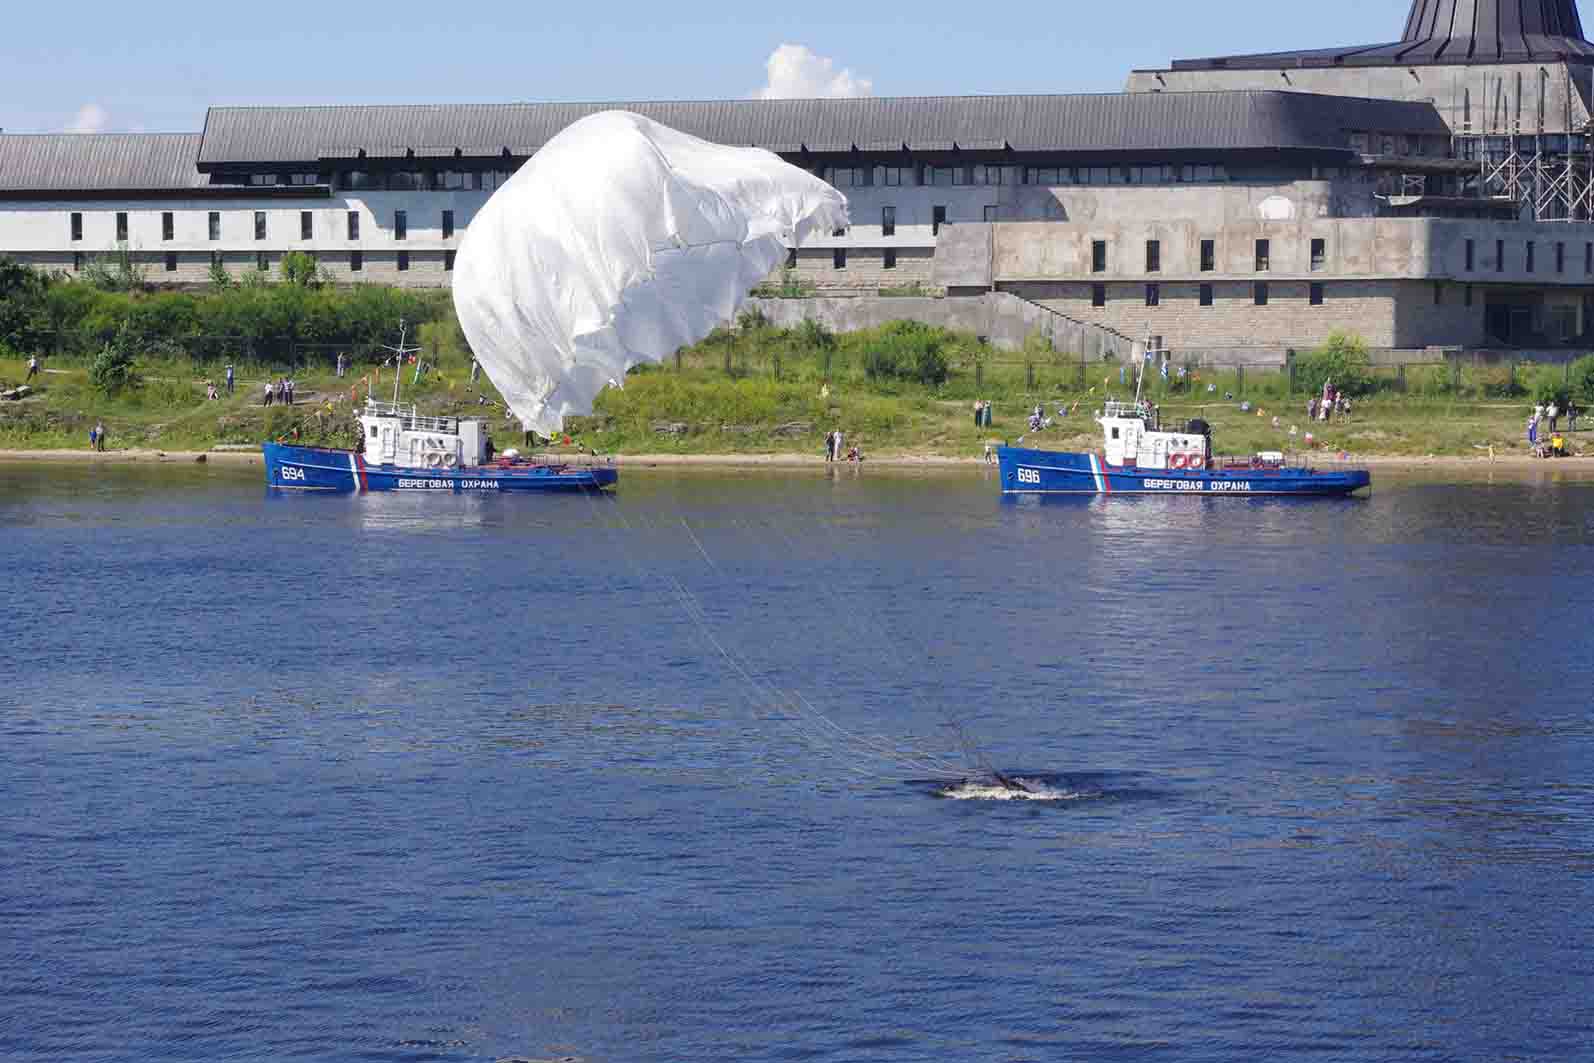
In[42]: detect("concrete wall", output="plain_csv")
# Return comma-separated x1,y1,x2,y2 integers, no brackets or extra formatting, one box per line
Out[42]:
1126,61,1594,135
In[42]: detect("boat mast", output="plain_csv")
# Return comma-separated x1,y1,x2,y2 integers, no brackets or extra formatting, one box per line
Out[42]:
377,319,423,408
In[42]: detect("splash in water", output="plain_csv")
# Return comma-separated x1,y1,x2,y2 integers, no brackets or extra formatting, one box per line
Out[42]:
937,777,1082,801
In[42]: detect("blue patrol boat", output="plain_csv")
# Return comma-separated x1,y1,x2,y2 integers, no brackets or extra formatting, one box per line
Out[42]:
998,397,1369,497
264,398,617,493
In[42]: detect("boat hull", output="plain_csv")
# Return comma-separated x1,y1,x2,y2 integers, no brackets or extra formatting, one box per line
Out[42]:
263,443,618,492
997,446,1369,496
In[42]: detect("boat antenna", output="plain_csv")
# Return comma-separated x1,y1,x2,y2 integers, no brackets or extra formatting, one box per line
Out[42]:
1133,329,1148,407
377,318,423,407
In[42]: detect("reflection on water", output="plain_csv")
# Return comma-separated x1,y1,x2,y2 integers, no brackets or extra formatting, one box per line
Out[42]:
3,462,1594,1063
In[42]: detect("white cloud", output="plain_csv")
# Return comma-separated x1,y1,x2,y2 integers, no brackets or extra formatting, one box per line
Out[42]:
755,44,874,100
65,103,109,134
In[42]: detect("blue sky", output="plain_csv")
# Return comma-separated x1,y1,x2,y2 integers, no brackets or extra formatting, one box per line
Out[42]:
5,0,1424,133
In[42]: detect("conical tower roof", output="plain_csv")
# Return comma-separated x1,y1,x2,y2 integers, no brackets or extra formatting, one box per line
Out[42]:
1171,0,1594,69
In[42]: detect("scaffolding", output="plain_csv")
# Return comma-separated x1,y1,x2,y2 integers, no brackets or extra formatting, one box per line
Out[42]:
1452,66,1594,222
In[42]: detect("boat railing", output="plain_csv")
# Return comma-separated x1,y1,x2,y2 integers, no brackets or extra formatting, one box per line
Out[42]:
363,399,460,434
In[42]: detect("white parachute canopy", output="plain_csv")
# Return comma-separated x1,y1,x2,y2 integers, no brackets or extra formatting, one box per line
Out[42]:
452,111,849,435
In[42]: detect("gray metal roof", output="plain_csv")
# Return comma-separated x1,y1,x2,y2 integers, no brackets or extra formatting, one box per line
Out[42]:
196,91,1448,166
1170,0,1594,69
0,133,207,191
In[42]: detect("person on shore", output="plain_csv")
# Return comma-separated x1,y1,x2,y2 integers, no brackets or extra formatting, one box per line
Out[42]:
263,381,273,406
224,363,234,394
972,399,982,428
1307,397,1318,422
88,423,98,450
833,429,844,461
205,381,218,401
1547,400,1560,432
470,358,481,384
823,430,835,462
26,354,39,382
1568,400,1580,432
286,377,296,406
1527,414,1540,454
983,440,995,464
336,352,346,379
94,419,105,452
846,444,862,463
1533,401,1545,427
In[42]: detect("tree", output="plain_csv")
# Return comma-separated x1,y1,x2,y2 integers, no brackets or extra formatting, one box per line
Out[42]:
90,321,142,395
1295,330,1371,396
208,257,234,290
280,251,320,287
0,257,50,353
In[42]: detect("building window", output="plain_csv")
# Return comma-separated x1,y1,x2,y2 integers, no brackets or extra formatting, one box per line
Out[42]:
878,166,907,187
161,212,174,241
828,166,870,188
1557,241,1565,273
257,252,269,271
397,251,410,271
982,205,999,222
70,212,82,241
1526,241,1535,273
165,252,178,272
442,210,455,240
388,171,426,192
1254,281,1268,306
1465,239,1475,271
1465,284,1473,307
1309,282,1324,306
1496,239,1504,273
1200,239,1215,272
436,170,468,190
1091,283,1106,307
881,206,895,237
932,206,946,236
1587,243,1593,275
833,248,846,270
1145,239,1160,273
350,251,363,272
1310,238,1325,271
211,250,223,270
249,173,278,186
73,252,83,271
287,173,318,186
1145,283,1159,307
116,212,128,242
1254,239,1270,271
347,211,360,240
883,249,897,270
208,212,221,241
254,212,266,241
1199,283,1213,306
1091,240,1107,273
1433,282,1443,306
444,250,455,272
785,248,797,269
342,171,373,190
394,210,407,241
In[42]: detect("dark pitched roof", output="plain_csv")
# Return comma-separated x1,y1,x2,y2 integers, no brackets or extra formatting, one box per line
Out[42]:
196,91,1446,166
0,133,207,192
1169,0,1594,69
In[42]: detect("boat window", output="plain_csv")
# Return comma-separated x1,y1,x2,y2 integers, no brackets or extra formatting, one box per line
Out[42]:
1111,427,1120,439
369,425,378,437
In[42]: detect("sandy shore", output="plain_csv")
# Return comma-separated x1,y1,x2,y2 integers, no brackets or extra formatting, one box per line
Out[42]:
4,447,1593,475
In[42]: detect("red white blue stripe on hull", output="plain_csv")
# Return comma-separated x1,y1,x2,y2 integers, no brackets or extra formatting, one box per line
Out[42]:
997,446,1370,496
263,442,617,492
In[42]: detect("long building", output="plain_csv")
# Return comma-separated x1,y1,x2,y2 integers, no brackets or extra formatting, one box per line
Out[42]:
3,0,1593,353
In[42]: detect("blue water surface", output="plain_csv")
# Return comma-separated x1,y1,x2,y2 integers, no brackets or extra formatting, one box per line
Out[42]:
2,462,1592,1062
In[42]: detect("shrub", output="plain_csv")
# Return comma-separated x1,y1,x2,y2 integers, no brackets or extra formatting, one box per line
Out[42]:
1295,331,1371,396
863,320,951,386
1570,354,1594,404
90,323,141,396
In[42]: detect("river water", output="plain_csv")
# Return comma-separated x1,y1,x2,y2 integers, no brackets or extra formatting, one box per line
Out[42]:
3,462,1592,1062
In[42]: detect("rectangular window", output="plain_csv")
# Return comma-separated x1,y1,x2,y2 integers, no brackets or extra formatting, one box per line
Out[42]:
444,250,455,272
287,173,318,186
1200,239,1215,272
1526,241,1535,273
982,205,999,222
116,212,128,242
1091,240,1107,273
1587,242,1592,275
1557,241,1565,273
394,210,407,241
1309,282,1324,306
1254,281,1268,306
1433,282,1443,306
785,248,797,269
1145,283,1159,307
1465,284,1473,307
883,249,897,270
833,248,846,270
254,212,266,240
1465,238,1475,271
932,206,946,236
1145,239,1160,273
442,210,455,240
1496,239,1504,273
70,212,82,241
1091,283,1106,308
435,170,467,190
1310,238,1325,271
1199,283,1213,306
211,250,223,269
1254,239,1270,271
249,173,277,187
347,211,360,240
350,250,363,272
879,167,904,187
881,206,895,237
257,252,269,271
397,251,410,272
165,252,177,272
73,251,83,272
161,212,174,241
208,212,220,241
297,211,310,240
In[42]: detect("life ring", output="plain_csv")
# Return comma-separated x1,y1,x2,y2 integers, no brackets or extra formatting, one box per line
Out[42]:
1186,452,1203,469
425,452,442,467
442,452,458,468
1169,453,1186,469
